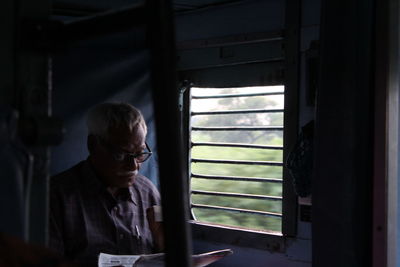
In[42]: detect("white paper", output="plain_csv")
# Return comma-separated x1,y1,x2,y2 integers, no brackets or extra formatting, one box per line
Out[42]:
98,253,140,267
98,249,232,267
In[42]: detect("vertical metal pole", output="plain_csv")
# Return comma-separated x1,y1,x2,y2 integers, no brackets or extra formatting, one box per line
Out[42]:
147,1,193,267
16,0,52,245
283,0,301,236
0,0,16,107
313,0,374,266
373,1,390,266
385,1,400,266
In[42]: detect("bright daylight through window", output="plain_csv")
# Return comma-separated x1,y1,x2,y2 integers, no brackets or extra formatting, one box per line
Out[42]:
189,86,285,233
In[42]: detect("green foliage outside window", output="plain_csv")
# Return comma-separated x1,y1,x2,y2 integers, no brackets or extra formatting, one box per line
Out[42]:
190,87,284,232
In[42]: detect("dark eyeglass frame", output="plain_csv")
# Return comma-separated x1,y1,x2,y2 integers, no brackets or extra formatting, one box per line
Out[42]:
97,137,152,163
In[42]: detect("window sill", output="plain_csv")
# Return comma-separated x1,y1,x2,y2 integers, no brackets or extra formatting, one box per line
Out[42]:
190,220,285,252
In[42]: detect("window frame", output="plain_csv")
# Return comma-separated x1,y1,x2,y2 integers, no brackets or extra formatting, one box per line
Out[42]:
182,82,296,248
178,30,299,251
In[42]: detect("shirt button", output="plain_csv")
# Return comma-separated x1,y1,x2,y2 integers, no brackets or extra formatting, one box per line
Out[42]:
119,234,124,239
113,207,118,212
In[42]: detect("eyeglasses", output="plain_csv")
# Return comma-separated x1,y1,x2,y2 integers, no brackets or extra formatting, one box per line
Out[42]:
98,137,152,163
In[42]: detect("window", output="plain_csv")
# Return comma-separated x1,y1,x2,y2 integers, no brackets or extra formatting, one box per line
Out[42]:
189,85,285,233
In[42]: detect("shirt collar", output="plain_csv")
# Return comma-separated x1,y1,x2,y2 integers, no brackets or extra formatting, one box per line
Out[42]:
110,187,137,205
82,159,137,205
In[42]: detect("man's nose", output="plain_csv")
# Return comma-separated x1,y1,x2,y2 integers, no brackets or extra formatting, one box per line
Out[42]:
126,156,140,170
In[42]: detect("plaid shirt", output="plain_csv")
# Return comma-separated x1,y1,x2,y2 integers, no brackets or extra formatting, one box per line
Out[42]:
49,160,161,266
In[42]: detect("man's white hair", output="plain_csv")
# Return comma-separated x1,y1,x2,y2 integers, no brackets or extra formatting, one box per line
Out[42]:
86,102,147,140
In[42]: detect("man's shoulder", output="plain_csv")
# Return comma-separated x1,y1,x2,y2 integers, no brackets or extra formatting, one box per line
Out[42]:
132,175,161,205
133,174,160,197
51,161,86,190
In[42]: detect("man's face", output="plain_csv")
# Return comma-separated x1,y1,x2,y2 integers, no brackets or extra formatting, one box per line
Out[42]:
91,125,146,188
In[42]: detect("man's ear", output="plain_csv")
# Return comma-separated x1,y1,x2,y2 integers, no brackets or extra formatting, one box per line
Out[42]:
87,134,97,154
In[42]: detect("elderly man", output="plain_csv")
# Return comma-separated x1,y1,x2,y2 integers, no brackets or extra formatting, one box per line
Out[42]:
49,102,162,266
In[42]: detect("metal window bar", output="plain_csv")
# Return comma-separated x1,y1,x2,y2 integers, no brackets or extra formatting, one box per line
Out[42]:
191,142,283,150
191,173,283,183
192,190,282,201
192,204,282,218
191,158,283,166
191,91,284,99
192,126,283,131
191,108,284,116
177,31,283,49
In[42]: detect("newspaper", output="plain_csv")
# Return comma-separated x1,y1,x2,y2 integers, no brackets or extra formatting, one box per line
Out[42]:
98,249,233,267
98,253,141,267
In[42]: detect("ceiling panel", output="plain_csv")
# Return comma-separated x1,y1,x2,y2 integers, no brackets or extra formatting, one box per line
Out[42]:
52,0,245,15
